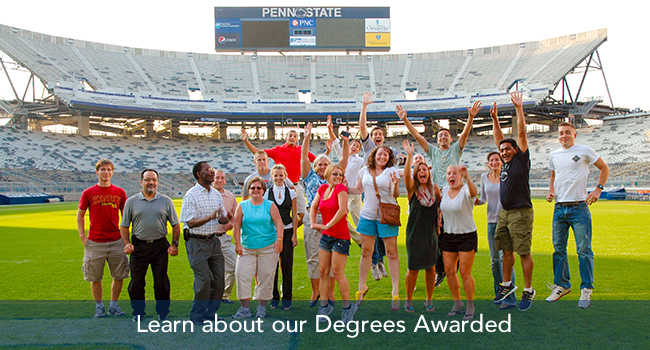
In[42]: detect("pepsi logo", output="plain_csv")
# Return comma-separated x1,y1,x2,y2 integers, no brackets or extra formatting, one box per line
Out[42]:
218,36,226,44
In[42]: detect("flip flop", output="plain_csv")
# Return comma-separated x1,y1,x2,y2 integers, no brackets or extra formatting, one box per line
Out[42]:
423,302,435,312
404,304,415,313
447,309,466,316
355,287,370,306
391,295,400,311
462,313,476,320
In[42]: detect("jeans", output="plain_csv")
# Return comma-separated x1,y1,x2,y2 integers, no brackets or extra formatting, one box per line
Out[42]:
552,202,594,290
371,237,386,265
487,223,516,306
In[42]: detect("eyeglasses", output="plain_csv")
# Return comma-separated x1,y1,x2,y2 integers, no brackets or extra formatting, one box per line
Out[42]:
249,186,263,190
331,173,344,177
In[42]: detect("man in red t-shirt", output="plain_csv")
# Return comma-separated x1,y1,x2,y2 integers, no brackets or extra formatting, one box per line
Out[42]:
77,159,129,318
241,128,316,223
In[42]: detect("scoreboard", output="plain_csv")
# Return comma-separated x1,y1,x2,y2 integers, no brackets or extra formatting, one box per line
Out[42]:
214,7,390,52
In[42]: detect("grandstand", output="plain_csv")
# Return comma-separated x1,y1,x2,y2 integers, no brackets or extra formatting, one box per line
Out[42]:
0,24,612,136
1,24,646,200
1,112,647,198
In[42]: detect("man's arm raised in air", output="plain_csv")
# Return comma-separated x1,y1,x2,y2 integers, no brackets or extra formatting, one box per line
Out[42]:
396,105,429,154
458,100,482,150
491,101,504,148
359,92,373,141
241,128,260,154
511,91,528,153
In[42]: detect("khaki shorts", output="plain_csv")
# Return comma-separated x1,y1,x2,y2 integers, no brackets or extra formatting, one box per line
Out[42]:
294,182,307,215
495,207,534,256
82,239,129,282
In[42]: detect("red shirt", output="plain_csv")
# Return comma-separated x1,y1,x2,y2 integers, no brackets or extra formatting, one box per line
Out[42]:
317,183,349,240
265,144,315,183
79,184,127,242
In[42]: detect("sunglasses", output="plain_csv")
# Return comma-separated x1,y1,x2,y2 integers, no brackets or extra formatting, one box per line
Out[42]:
249,186,263,190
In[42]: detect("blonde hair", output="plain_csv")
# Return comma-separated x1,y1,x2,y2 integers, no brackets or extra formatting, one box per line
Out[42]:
312,154,332,172
271,164,287,177
325,164,345,184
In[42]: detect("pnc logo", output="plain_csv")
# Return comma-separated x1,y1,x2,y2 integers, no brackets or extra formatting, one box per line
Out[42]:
292,19,299,26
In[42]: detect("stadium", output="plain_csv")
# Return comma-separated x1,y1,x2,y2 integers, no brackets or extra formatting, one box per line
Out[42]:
0,22,648,199
0,4,649,349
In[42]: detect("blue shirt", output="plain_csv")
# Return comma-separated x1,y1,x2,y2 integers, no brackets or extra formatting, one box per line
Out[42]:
304,168,327,207
240,199,276,249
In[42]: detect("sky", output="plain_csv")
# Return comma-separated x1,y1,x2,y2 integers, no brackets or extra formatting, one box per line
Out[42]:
0,0,648,111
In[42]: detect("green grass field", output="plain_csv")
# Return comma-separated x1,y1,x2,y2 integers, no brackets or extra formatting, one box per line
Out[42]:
1,197,649,301
1,198,649,349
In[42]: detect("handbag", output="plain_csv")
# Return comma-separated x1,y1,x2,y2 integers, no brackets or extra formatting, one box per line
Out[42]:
372,170,401,226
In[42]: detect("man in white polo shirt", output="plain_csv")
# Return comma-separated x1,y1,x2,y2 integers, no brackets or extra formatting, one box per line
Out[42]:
546,122,609,309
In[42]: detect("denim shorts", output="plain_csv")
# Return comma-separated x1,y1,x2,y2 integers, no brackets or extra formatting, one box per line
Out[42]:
319,234,350,256
356,217,399,238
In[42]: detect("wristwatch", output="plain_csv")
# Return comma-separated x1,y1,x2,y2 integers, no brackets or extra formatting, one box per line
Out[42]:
172,240,180,247
597,184,604,190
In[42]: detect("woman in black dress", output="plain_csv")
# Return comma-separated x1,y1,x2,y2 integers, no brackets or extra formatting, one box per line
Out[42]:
402,140,441,312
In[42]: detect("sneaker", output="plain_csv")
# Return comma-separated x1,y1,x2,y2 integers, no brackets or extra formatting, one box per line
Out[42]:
255,305,267,319
578,288,593,309
158,314,168,321
317,304,334,322
435,272,446,287
494,283,518,304
378,261,388,277
232,307,253,319
546,284,571,302
221,299,234,304
94,305,105,318
341,304,358,324
107,305,125,316
518,289,536,311
371,264,383,281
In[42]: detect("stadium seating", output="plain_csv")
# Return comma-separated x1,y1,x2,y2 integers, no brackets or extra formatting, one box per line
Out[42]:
0,24,607,115
1,114,648,196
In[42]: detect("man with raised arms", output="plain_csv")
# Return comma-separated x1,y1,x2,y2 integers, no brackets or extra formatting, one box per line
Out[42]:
241,129,315,224
396,101,482,286
545,122,609,309
491,92,536,311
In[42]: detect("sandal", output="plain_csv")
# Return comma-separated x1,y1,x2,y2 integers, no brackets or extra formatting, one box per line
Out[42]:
355,287,370,306
423,302,435,312
404,304,415,313
447,309,466,316
391,295,400,311
462,313,476,320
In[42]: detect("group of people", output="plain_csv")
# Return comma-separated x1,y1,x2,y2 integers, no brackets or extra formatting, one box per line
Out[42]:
76,91,609,325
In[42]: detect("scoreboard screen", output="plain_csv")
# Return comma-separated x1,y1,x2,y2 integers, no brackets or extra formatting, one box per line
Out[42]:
215,7,390,52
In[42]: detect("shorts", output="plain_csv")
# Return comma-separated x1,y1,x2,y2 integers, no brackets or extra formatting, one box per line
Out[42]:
439,231,478,252
495,207,534,256
319,234,350,256
294,182,307,215
82,239,129,282
356,217,399,238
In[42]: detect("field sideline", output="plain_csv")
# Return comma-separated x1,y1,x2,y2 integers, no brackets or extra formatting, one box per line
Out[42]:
0,198,648,301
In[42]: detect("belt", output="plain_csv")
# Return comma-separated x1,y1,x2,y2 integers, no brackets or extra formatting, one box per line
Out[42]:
132,236,166,244
216,232,227,237
556,201,584,207
188,233,216,240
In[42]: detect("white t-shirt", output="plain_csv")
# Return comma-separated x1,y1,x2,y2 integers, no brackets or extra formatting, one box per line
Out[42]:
549,144,600,202
440,184,477,234
359,166,400,221
333,139,365,186
264,185,297,229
